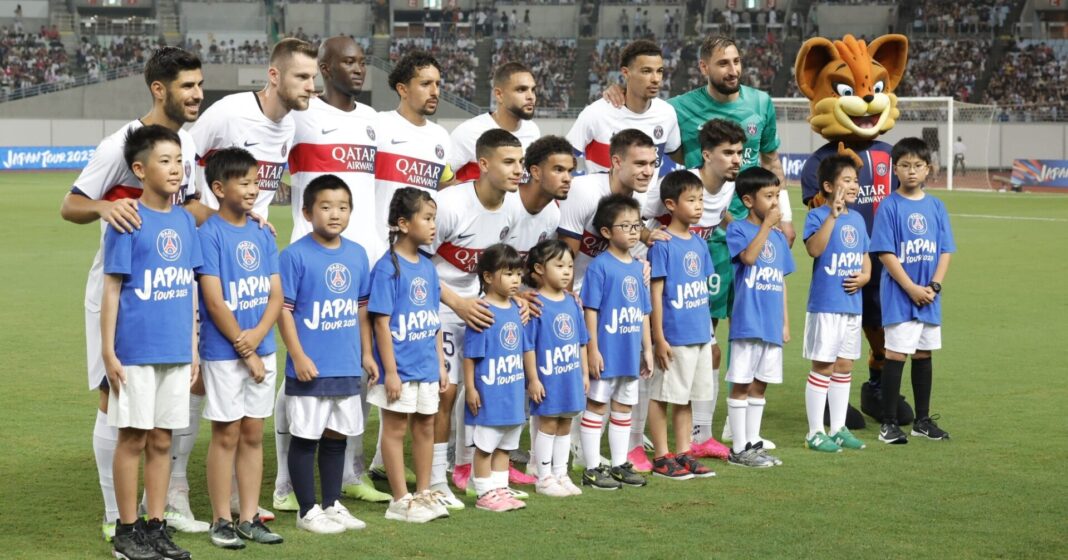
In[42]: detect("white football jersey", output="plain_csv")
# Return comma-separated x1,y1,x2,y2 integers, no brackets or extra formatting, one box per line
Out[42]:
72,120,197,312
644,168,735,241
374,110,451,247
191,92,295,219
506,194,559,256
556,172,647,291
565,98,680,178
431,181,523,321
288,97,382,257
448,113,541,183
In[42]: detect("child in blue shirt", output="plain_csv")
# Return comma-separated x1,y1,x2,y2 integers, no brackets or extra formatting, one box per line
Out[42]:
463,243,533,512
870,138,955,444
578,194,653,491
196,148,284,546
522,239,589,498
725,167,795,468
367,187,450,523
802,155,871,454
278,174,377,534
647,170,717,480
101,125,201,560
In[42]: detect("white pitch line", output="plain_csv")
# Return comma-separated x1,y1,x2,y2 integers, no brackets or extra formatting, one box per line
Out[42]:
952,213,1068,223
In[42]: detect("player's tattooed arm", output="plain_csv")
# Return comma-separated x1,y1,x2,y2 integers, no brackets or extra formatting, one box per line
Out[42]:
61,192,141,232
182,198,215,226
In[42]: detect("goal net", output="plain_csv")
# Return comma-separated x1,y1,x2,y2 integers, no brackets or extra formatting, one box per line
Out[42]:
773,97,998,191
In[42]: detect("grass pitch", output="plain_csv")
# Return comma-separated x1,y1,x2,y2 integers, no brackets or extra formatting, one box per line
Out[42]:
1,173,1066,559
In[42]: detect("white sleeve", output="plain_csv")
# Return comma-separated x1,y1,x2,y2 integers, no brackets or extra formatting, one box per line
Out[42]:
189,106,225,209
447,122,473,171
778,188,793,222
429,192,459,253
557,188,590,237
565,107,592,156
665,107,682,153
71,137,129,199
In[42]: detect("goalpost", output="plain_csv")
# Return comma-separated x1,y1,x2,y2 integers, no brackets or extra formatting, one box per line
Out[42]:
772,97,998,191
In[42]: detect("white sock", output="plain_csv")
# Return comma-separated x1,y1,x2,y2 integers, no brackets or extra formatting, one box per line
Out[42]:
93,410,119,522
805,372,830,437
607,411,631,467
534,430,555,481
343,435,360,484
628,379,649,449
746,397,766,446
528,416,540,466
431,443,448,487
472,476,493,497
727,398,748,454
491,469,509,490
691,369,718,443
579,411,603,469
369,411,384,470
828,372,852,434
551,433,570,477
274,389,291,493
170,393,203,489
457,424,475,466
569,415,583,464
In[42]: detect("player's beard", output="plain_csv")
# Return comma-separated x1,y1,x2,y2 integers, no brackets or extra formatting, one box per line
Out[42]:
280,88,310,112
505,103,534,121
163,92,196,125
709,75,740,96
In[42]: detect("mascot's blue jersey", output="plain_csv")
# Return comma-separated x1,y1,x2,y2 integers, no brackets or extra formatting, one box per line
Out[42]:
801,140,898,234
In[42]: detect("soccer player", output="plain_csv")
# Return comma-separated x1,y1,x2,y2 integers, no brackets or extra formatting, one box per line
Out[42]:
449,62,541,183
192,38,319,220
567,40,680,179
430,129,526,507
508,135,575,255
102,125,202,560
870,138,954,444
285,35,391,507
59,46,206,541
373,51,452,249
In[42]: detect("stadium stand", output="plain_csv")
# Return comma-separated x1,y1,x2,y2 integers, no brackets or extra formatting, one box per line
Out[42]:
390,38,478,100
984,39,1068,122
895,39,992,102
492,39,576,110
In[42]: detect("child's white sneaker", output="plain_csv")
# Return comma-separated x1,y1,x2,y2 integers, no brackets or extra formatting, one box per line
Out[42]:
323,500,366,530
535,477,571,498
296,504,345,534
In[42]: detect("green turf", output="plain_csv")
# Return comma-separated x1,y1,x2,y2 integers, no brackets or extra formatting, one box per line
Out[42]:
1,173,1066,559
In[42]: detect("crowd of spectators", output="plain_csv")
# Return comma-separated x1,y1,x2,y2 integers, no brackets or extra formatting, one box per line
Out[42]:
984,40,1067,122
391,38,478,100
895,39,990,102
492,39,574,110
678,35,782,95
911,0,1011,35
588,38,683,103
0,26,71,96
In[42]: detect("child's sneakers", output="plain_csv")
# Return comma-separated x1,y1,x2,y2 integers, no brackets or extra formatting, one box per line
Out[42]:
689,437,731,460
342,474,392,503
652,454,695,480
830,427,867,449
879,422,909,445
273,488,298,512
323,500,366,530
475,488,521,512
556,474,582,495
503,487,529,500
164,486,210,533
112,520,163,560
911,415,950,440
675,453,716,478
414,490,450,519
508,464,538,485
369,465,417,484
451,463,472,491
144,518,191,560
101,519,116,543
209,518,245,550
805,432,843,453
429,482,466,510
581,466,622,490
752,441,782,465
609,462,647,487
296,504,344,534
535,476,571,497
385,493,437,524
626,445,654,473
235,515,284,545
727,443,775,468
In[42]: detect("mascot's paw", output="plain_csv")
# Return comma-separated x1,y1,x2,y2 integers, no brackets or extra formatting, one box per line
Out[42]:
860,382,915,425
837,141,863,168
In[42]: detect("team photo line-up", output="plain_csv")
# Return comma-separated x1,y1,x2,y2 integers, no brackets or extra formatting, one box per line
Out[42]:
60,33,954,559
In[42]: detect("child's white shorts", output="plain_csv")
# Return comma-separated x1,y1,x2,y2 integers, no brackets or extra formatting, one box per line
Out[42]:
286,393,364,439
467,424,522,453
441,320,465,385
726,339,783,384
803,312,862,363
884,320,942,355
650,341,714,404
367,380,440,415
107,363,191,430
202,354,277,422
587,376,639,406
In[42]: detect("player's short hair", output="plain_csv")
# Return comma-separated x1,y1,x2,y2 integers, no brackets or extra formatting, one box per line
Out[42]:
123,124,181,171
609,128,656,159
523,239,574,288
524,135,575,172
205,147,258,187
475,128,522,160
592,193,641,236
698,118,746,152
699,36,738,61
492,62,533,87
143,46,201,89
659,169,704,204
734,167,780,200
388,51,442,91
303,173,352,209
817,154,860,194
270,38,318,68
477,243,524,294
891,137,932,164
620,39,663,68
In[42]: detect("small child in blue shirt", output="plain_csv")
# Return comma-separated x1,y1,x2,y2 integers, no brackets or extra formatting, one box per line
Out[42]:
463,243,533,512
101,125,201,559
870,137,955,444
801,155,871,454
278,174,377,534
578,194,653,490
725,167,795,468
647,170,717,480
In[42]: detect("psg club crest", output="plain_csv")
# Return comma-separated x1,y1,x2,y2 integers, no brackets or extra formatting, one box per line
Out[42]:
653,125,664,139
622,275,639,303
499,226,510,241
876,162,888,176
366,126,376,141
683,251,701,277
840,225,859,249
758,240,776,264
280,144,288,158
184,162,192,182
552,313,576,341
156,229,182,262
325,263,352,294
746,122,758,137
435,144,445,160
235,240,261,272
500,322,521,350
537,231,549,243
409,276,429,305
908,213,928,235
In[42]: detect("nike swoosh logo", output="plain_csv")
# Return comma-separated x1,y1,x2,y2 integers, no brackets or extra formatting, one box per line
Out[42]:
456,233,475,240
321,128,337,134
391,139,408,145
243,140,259,147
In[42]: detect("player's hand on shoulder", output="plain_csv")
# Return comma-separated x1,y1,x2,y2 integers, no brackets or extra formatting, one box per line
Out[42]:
645,225,671,246
455,297,495,332
101,198,141,233
517,290,542,318
248,211,276,236
602,83,626,108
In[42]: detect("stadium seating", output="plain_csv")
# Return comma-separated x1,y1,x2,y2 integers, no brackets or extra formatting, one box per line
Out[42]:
492,39,576,110
895,39,992,102
390,38,478,101
983,40,1068,122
